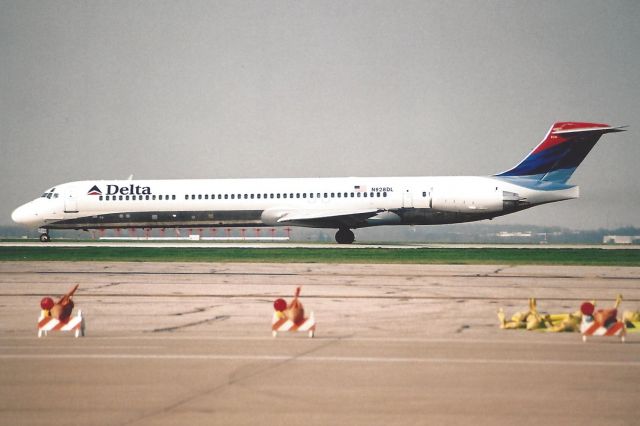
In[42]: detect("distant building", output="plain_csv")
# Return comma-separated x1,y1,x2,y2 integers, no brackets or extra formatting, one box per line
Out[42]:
603,235,640,245
497,231,533,238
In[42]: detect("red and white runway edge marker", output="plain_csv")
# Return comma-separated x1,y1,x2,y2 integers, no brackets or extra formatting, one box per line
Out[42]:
579,302,625,343
38,310,85,338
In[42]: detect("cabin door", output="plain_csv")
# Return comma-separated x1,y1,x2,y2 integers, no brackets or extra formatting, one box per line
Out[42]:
64,192,79,213
402,189,413,208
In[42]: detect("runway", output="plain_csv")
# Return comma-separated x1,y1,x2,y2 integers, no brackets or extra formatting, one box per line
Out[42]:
2,241,639,249
1,262,639,425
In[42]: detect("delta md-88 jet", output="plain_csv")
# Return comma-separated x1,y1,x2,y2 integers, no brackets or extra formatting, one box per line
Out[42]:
12,122,626,243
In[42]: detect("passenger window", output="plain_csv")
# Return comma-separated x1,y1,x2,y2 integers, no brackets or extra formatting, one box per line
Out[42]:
173,195,176,200
224,194,228,199
296,193,300,198
152,195,156,200
231,194,235,199
337,193,341,198
331,193,334,198
126,195,130,200
204,195,208,200
344,192,348,197
283,194,287,198
383,192,387,197
350,193,354,197
303,193,307,198
376,192,381,197
251,194,255,199
54,194,59,198
277,194,280,199
364,193,367,198
99,196,103,201
244,194,248,199
198,195,202,200
357,193,361,197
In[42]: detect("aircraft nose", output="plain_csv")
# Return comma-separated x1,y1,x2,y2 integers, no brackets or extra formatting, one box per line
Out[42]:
11,203,37,226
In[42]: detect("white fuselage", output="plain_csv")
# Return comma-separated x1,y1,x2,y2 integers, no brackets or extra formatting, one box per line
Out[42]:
11,176,578,231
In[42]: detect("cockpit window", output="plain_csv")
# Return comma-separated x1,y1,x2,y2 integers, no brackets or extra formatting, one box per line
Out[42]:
41,188,59,199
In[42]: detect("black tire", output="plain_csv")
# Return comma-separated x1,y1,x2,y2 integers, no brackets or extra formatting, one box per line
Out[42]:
39,233,50,243
335,228,355,244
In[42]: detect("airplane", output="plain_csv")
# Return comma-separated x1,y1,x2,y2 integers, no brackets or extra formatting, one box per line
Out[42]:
11,122,626,244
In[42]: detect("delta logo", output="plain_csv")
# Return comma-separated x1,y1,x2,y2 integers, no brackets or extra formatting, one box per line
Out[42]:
87,184,152,196
88,185,102,195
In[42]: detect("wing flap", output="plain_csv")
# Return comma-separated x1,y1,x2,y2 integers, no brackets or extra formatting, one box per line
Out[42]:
276,208,380,223
261,208,382,228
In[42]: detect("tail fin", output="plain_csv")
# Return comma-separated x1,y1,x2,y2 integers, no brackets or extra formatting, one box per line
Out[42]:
495,122,626,183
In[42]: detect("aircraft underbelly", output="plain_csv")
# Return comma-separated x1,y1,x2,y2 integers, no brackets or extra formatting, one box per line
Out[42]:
47,210,264,229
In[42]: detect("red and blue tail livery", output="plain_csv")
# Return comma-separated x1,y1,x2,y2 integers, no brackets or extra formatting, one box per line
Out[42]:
496,122,627,183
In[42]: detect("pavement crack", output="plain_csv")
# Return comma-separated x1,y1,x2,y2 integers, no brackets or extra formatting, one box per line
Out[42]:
170,305,221,316
148,315,230,333
122,337,343,426
92,282,122,290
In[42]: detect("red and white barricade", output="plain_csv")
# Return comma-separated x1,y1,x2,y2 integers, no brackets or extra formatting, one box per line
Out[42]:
38,310,85,338
579,301,625,343
580,316,625,343
272,311,316,338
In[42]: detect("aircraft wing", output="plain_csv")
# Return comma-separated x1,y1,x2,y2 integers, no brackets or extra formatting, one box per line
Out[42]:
272,208,383,228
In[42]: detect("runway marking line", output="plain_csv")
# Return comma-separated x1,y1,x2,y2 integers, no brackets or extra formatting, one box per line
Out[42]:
1,353,639,367
2,335,637,346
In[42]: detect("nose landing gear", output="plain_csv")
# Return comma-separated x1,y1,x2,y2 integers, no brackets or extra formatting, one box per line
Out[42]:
335,228,355,244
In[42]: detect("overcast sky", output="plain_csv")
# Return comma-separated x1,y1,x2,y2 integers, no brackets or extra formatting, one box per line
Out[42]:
1,0,638,230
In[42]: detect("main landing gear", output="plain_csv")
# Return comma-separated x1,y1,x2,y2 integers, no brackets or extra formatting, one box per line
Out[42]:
335,228,355,244
38,230,50,242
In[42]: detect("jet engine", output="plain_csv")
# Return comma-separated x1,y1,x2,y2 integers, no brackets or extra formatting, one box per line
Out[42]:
431,189,523,214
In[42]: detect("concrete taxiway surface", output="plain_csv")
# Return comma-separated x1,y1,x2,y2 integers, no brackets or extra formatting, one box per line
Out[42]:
1,262,639,425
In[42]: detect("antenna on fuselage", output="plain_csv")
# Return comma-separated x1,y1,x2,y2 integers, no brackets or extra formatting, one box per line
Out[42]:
127,174,134,180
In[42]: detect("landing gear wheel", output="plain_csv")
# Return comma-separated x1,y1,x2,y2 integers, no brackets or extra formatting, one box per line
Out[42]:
39,233,50,243
335,228,355,244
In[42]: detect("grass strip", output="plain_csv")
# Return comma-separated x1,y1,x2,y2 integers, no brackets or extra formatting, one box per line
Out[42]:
1,247,639,266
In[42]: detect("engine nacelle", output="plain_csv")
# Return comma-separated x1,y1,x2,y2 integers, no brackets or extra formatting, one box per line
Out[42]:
431,189,520,214
261,209,288,226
